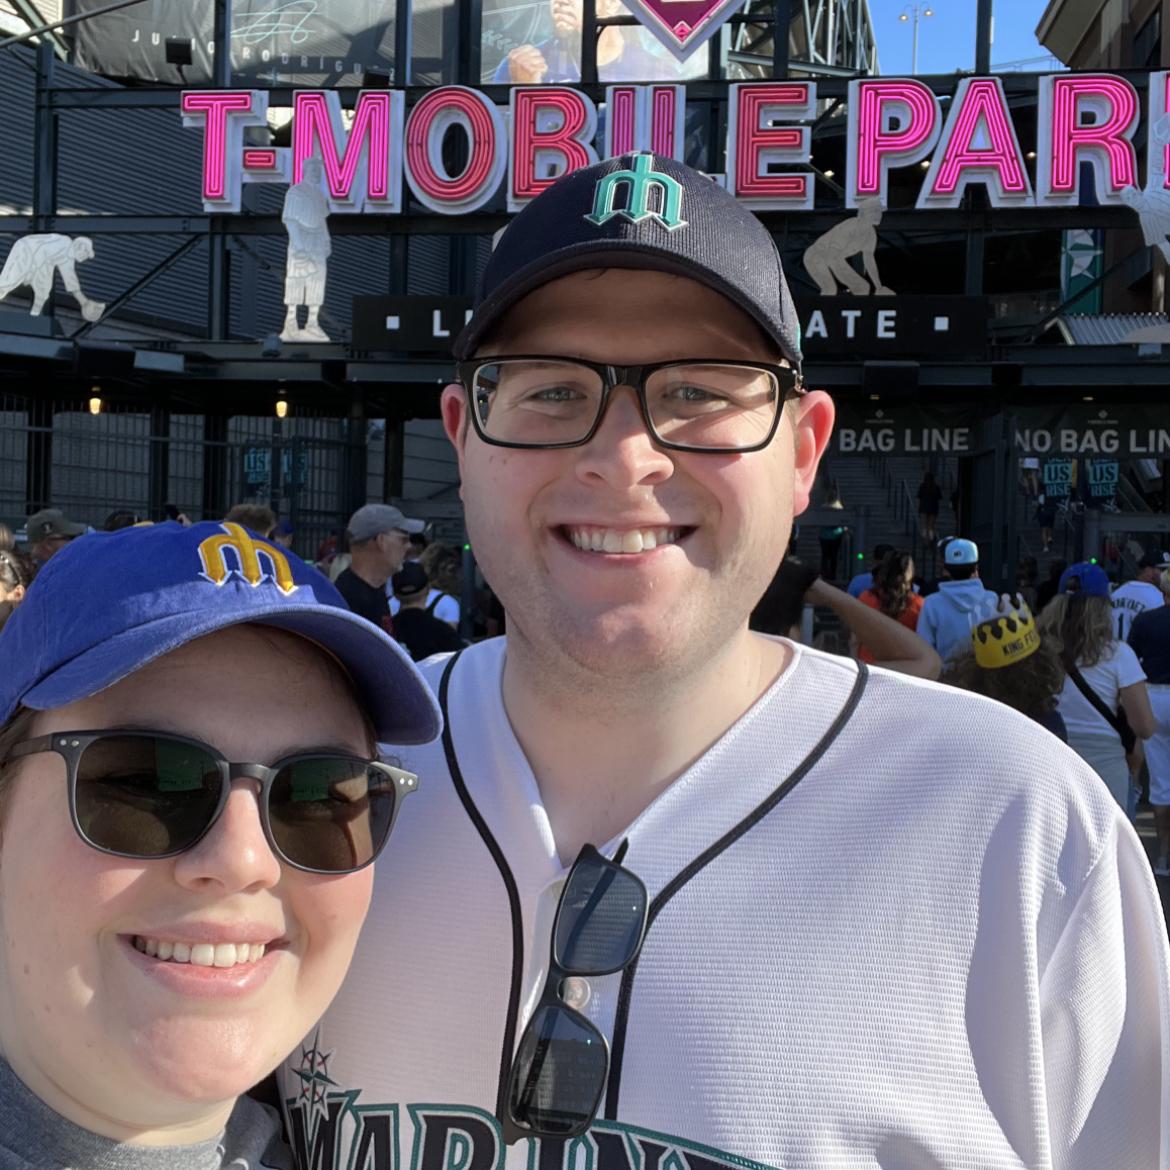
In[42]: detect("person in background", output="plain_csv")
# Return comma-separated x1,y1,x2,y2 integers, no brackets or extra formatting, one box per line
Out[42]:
916,538,997,664
406,532,428,563
334,504,425,635
1015,555,1039,611
916,471,942,544
0,546,35,632
101,509,140,532
817,499,848,581
390,563,465,662
1035,492,1057,554
0,520,439,1167
1128,593,1170,876
856,550,923,666
1111,551,1169,641
942,594,1067,741
392,542,462,629
1038,562,1158,813
224,504,276,539
26,508,85,565
846,542,895,598
271,520,296,552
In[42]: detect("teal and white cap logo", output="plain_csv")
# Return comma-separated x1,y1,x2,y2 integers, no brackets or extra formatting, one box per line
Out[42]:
585,153,687,232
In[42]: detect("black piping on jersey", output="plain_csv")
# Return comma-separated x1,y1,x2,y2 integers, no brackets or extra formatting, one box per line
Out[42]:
603,662,870,1120
437,651,525,1123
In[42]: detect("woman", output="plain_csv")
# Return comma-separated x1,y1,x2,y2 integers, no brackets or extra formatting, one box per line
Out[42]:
1037,561,1157,811
942,595,1068,740
916,472,942,543
856,551,923,666
0,545,34,632
0,519,439,1165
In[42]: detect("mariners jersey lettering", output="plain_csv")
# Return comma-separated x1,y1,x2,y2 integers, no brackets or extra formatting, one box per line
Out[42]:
1111,579,1165,640
280,638,1170,1170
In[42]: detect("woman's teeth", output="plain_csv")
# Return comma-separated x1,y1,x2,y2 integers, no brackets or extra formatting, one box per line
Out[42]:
567,527,681,553
132,937,267,967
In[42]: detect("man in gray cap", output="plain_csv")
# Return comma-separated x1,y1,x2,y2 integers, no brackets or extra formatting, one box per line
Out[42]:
26,507,86,565
333,503,425,633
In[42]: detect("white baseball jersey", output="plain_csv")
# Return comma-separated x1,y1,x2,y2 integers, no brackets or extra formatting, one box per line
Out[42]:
1112,580,1165,641
280,638,1170,1170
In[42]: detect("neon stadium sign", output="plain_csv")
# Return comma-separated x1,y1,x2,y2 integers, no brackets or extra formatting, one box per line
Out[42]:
181,72,1170,216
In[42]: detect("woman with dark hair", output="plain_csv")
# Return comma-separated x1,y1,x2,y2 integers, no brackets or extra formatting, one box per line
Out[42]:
856,551,923,665
1038,562,1158,811
0,546,34,632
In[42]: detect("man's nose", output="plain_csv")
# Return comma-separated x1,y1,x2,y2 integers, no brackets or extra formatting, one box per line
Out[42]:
573,384,674,488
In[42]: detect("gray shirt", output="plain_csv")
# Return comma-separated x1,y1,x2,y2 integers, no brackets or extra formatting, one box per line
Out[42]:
0,1056,292,1169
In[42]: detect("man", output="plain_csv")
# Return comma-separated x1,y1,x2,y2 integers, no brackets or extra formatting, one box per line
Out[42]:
332,503,424,634
916,537,997,663
224,502,277,538
25,507,85,564
281,155,1169,1169
390,562,465,661
1112,552,1169,640
846,541,895,597
1130,581,1170,876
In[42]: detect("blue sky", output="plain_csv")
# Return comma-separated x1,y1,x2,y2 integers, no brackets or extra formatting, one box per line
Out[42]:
872,0,1060,76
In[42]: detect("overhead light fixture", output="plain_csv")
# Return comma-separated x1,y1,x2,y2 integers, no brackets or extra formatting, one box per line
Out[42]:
1082,395,1095,402
88,386,103,415
823,168,835,178
1026,150,1037,159
275,389,289,419
920,159,930,168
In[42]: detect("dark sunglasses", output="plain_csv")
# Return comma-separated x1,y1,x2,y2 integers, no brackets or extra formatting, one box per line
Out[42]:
5,729,419,875
501,841,648,1145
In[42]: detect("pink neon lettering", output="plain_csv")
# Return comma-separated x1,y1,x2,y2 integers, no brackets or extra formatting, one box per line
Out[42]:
242,149,277,170
293,91,393,201
734,84,810,201
181,91,254,202
608,87,638,155
511,89,594,202
932,79,1026,196
854,80,938,196
406,89,499,204
650,87,678,156
1049,76,1138,193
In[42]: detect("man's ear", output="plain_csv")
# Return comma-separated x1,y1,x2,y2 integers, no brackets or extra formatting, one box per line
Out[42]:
790,390,835,517
440,383,471,499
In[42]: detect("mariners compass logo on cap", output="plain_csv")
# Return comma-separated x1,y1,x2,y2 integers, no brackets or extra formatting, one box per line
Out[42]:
585,154,687,232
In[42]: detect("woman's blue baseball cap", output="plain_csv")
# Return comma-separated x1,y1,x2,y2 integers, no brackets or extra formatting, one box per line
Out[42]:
0,520,441,744
1058,561,1111,598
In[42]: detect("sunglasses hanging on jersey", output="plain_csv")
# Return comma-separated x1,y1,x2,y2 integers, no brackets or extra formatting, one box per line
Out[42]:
500,840,649,1145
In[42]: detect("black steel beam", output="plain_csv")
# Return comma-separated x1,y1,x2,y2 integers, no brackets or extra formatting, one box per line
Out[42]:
773,0,791,77
975,0,994,75
0,206,1140,237
24,393,52,511
148,400,171,519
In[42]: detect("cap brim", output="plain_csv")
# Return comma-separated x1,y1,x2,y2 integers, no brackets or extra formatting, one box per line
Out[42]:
454,240,799,367
22,601,441,745
400,518,427,534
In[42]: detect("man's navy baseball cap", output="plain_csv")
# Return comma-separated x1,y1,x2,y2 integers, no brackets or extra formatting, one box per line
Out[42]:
0,521,441,744
454,152,802,370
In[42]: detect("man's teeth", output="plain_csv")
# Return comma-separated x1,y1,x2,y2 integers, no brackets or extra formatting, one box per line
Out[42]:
567,527,680,553
132,937,267,967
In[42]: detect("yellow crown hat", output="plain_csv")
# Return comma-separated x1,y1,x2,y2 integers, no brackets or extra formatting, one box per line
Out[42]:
973,593,1040,670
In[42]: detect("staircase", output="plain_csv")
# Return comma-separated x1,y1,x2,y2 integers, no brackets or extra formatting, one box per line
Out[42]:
795,455,959,583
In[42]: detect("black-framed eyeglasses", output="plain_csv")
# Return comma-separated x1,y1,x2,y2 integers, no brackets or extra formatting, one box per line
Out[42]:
501,841,648,1145
5,729,419,875
457,356,804,454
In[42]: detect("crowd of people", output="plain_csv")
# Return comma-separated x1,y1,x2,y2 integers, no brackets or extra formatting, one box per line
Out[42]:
0,153,1165,1169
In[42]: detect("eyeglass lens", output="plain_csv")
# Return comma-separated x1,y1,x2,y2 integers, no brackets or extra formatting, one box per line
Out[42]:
472,360,780,449
72,733,396,872
507,852,648,1139
508,1005,609,1137
554,860,647,973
